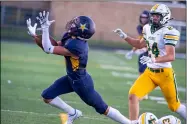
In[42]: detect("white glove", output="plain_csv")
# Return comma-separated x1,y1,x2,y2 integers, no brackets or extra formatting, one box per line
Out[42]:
155,115,181,124
140,56,155,65
125,50,134,60
36,11,55,54
36,11,55,29
26,18,37,37
113,28,127,39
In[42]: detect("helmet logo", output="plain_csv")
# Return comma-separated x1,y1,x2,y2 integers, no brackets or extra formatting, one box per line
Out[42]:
79,23,88,32
152,4,159,11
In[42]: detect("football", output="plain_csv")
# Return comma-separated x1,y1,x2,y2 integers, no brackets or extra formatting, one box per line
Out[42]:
138,112,158,124
34,34,58,50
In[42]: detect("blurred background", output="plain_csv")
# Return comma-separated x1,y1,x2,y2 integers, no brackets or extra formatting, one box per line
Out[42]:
1,1,186,124
1,1,186,52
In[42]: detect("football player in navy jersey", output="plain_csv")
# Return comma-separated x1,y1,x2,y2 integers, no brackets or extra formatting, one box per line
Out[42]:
27,11,137,124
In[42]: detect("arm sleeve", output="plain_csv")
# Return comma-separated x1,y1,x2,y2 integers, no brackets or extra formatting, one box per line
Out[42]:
163,29,180,46
64,40,82,57
42,28,54,53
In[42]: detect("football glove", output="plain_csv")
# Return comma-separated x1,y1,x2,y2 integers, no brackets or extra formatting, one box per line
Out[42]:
26,18,37,37
140,56,155,65
36,11,55,29
125,50,134,60
113,28,127,39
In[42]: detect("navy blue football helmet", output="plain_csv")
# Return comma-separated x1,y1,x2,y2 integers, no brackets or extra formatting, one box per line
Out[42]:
139,10,150,25
65,16,96,40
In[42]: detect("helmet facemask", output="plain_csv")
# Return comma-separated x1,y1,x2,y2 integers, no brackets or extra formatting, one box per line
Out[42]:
65,17,80,37
150,4,171,28
65,16,95,40
150,13,163,28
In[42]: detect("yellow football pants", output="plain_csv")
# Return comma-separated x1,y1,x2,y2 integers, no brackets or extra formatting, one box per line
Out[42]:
129,67,180,112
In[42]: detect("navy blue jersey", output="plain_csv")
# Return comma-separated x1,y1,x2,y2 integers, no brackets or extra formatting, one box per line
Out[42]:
136,25,143,36
61,33,89,80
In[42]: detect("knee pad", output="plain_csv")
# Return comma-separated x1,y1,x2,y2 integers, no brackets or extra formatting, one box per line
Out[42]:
84,98,108,114
41,89,47,98
41,89,51,99
94,102,108,114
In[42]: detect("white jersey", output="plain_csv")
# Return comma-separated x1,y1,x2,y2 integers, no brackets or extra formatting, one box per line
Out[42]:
143,24,180,68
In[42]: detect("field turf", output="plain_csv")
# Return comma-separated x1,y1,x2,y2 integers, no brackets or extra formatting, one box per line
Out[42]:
1,41,186,124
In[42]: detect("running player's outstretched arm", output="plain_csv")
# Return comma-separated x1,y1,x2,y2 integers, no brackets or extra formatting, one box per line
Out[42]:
26,18,61,50
37,11,77,58
113,28,146,49
125,36,146,49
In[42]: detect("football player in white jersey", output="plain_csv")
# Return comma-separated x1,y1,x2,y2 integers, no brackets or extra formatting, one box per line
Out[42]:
138,112,181,124
113,3,186,122
156,115,181,124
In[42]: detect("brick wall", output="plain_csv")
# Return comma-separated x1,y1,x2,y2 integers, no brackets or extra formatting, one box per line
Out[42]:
51,2,186,41
1,1,50,10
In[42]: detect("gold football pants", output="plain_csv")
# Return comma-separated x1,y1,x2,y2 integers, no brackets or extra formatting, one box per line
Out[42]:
129,67,180,111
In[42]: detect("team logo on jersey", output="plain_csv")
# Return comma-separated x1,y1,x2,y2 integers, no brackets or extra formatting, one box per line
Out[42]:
148,36,156,41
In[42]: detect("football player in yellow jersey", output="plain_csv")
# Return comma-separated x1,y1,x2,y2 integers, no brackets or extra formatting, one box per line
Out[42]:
113,4,186,122
125,10,150,100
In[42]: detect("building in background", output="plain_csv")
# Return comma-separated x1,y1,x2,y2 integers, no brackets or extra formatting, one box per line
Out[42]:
1,1,186,51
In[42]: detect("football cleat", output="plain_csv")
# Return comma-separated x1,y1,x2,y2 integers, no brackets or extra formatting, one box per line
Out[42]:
67,109,82,124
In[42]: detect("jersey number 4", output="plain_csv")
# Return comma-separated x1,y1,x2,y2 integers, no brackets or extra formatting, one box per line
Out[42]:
146,40,159,58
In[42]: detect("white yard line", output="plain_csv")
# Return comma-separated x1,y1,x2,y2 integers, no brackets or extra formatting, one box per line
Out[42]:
157,101,167,105
155,87,186,93
115,50,186,59
149,96,185,105
111,71,138,79
149,96,165,101
100,64,137,72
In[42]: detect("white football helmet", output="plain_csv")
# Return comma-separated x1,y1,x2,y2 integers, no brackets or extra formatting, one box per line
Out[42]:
150,4,171,25
156,115,181,124
138,112,158,124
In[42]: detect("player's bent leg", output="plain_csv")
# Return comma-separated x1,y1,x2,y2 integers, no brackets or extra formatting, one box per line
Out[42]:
128,68,157,120
105,106,135,124
71,74,132,123
71,74,107,114
128,94,139,120
41,75,74,99
159,68,186,120
41,75,76,115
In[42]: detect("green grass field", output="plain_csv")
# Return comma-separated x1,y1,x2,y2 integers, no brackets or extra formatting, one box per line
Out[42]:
1,41,186,124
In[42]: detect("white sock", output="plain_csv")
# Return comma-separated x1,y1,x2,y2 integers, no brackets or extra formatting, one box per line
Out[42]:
49,97,75,115
106,107,131,124
176,104,186,120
